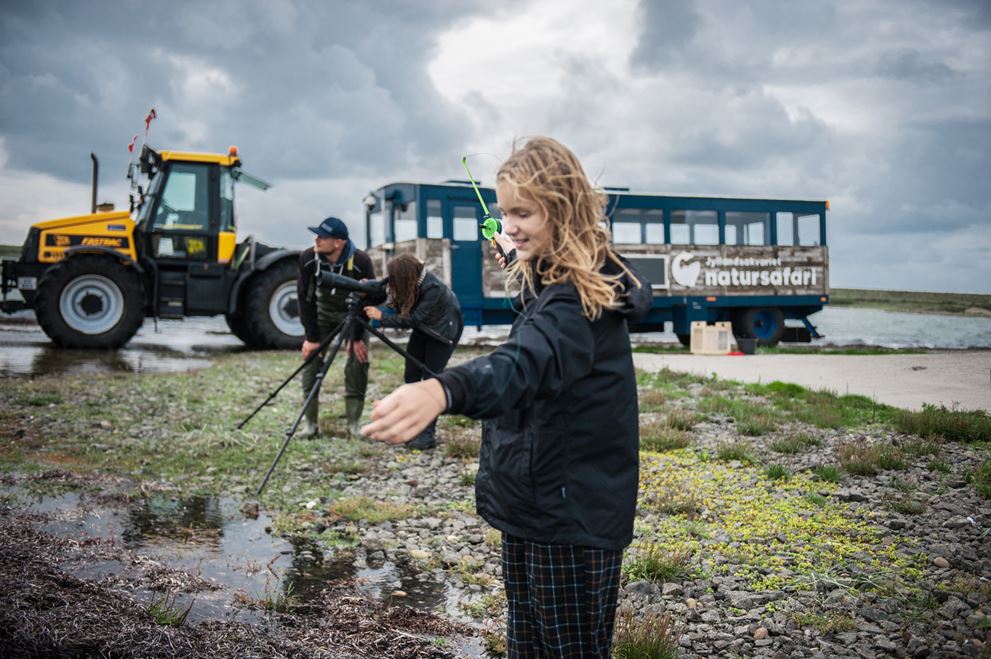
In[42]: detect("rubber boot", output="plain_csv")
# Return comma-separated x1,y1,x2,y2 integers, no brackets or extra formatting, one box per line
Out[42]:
405,421,436,451
299,400,319,439
346,398,364,439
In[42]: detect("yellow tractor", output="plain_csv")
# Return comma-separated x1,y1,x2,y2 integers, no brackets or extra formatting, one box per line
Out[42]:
0,144,303,349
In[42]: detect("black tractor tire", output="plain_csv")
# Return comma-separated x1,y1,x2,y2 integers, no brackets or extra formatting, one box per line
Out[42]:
225,302,257,346
243,260,303,350
34,254,145,349
732,307,785,347
675,332,692,348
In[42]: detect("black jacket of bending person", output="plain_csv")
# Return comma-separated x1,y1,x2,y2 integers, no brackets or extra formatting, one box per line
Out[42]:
369,271,464,346
435,258,651,551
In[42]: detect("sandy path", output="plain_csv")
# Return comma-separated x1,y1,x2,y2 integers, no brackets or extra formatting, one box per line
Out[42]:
633,350,991,412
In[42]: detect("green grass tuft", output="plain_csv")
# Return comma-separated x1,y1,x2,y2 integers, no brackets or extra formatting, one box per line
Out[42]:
969,461,991,499
444,435,481,459
812,465,844,483
640,422,692,453
765,464,792,481
716,441,755,464
771,432,821,454
612,609,681,659
894,405,991,443
624,543,691,583
836,442,906,476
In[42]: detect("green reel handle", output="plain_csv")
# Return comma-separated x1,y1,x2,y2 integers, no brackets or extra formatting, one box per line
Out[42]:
480,216,502,240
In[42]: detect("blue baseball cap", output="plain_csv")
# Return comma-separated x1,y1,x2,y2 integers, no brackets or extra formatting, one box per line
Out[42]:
308,216,349,239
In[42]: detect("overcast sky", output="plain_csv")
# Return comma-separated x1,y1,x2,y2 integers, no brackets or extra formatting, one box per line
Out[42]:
1,0,989,293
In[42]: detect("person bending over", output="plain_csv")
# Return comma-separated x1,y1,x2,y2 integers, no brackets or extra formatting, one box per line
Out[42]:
362,136,650,657
364,253,463,450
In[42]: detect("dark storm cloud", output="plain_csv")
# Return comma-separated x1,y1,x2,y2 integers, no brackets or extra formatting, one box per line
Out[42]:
629,0,701,71
0,0,489,186
850,117,991,235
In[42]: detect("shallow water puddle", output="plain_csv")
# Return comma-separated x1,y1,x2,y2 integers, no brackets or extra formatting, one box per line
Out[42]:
5,489,464,625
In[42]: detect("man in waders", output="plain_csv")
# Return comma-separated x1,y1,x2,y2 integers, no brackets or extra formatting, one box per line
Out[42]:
297,217,376,439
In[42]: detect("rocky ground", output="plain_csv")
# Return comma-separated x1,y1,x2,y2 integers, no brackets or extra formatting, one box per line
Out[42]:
1,346,989,657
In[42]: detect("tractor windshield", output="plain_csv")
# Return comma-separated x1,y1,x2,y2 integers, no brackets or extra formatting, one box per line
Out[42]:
136,167,165,225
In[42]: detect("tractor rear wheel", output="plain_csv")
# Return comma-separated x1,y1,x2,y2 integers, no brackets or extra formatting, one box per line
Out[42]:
244,260,303,349
34,254,144,349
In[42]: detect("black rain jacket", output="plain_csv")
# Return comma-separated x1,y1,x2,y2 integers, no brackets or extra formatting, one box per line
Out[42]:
297,244,375,342
436,256,651,550
374,271,464,345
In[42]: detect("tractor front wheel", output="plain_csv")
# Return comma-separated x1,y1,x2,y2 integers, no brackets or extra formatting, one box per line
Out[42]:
34,254,145,349
244,260,303,349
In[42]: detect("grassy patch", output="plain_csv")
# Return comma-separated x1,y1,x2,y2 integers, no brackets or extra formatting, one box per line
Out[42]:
636,368,702,398
836,442,906,476
902,438,942,457
969,461,991,499
829,287,991,316
443,434,480,459
624,543,691,583
640,421,691,453
698,394,780,435
147,592,194,626
612,609,681,659
637,451,920,592
894,405,991,443
746,381,898,429
638,388,669,413
812,465,844,483
16,391,63,407
329,496,415,524
764,464,792,481
716,441,755,464
771,431,821,454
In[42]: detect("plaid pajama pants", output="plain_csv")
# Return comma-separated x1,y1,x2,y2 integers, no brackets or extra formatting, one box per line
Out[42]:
501,533,624,658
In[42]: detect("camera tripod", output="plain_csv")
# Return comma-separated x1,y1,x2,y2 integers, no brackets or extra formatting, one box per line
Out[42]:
248,291,439,495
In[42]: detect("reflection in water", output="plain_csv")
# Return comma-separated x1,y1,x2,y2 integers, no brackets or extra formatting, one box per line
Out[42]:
124,494,225,546
11,488,462,625
0,316,244,376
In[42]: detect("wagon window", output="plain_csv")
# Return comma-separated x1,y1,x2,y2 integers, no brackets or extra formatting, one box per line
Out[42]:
394,203,418,242
426,200,443,238
671,210,718,245
796,213,821,246
612,209,642,244
645,210,664,244
726,211,769,246
776,212,794,246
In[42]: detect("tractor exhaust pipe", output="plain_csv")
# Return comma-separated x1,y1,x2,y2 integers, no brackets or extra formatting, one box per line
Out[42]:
90,152,98,214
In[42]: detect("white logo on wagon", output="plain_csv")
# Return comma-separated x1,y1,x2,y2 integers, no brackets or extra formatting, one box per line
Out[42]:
671,252,701,287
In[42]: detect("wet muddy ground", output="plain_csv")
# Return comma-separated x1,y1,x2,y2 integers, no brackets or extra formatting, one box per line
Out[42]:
2,315,990,657
0,471,484,658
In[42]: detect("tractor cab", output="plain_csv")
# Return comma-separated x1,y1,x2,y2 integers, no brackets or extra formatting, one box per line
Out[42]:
1,143,302,350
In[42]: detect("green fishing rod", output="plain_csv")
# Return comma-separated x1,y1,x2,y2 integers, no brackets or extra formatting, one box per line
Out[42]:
460,156,507,259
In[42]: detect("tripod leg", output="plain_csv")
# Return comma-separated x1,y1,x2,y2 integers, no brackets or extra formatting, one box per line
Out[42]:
237,319,346,430
356,317,440,379
256,316,350,495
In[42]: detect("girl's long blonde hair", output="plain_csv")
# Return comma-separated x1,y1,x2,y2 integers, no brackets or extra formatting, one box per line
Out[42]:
499,136,627,320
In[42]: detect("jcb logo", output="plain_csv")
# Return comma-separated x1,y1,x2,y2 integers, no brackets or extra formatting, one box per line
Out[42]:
81,237,124,247
54,235,70,246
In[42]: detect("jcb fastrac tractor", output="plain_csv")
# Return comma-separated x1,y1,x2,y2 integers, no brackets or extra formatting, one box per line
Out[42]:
0,145,304,349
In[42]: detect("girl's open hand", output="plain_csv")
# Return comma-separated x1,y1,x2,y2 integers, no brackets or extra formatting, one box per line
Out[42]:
362,379,446,444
